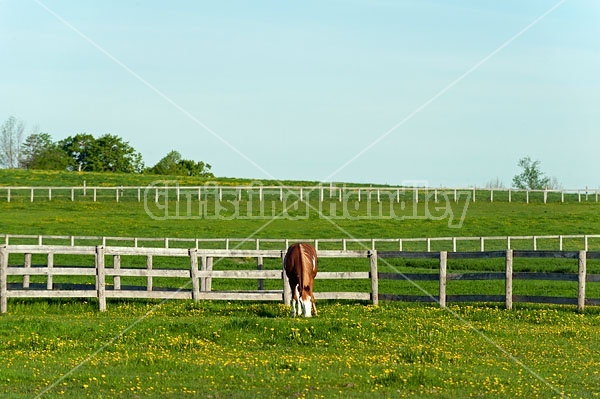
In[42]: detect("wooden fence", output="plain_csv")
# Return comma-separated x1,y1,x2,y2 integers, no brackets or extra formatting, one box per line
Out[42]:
2,234,599,252
1,244,600,313
0,183,599,204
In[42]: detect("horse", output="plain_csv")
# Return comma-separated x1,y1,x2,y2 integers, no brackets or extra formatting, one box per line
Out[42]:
283,243,318,317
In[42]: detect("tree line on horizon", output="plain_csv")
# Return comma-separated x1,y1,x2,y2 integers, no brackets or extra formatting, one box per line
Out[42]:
0,116,213,177
2,116,561,190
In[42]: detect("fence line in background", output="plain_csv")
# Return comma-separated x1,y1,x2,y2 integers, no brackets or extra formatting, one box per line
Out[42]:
2,234,599,252
0,184,599,204
1,245,599,313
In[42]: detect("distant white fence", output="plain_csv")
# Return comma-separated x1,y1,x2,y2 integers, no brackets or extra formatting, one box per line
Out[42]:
0,184,599,204
1,234,599,252
1,244,599,314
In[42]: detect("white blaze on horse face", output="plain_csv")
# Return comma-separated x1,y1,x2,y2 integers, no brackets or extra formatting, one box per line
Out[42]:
312,256,316,271
300,297,313,317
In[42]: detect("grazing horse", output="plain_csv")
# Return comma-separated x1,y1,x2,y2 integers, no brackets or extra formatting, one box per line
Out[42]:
283,243,318,317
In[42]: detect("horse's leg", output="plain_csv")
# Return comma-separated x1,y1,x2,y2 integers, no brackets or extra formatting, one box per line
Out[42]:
311,293,317,316
291,284,300,317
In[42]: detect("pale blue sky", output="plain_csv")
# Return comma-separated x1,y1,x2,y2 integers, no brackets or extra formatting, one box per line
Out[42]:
1,1,599,188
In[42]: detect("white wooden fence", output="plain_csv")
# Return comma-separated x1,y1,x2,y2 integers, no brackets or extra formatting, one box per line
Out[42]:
1,244,599,314
1,234,599,252
0,184,598,204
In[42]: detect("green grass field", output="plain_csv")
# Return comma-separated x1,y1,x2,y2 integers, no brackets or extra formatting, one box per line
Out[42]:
2,300,600,398
1,170,600,398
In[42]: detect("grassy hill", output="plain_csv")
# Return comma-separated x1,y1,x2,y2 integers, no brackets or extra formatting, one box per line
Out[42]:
0,169,327,187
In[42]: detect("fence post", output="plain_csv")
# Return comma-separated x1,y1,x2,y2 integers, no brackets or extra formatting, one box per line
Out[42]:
559,235,563,251
47,253,54,290
282,251,291,305
0,245,7,313
505,249,513,310
200,255,207,291
23,253,32,288
112,254,121,290
146,255,153,291
206,257,213,291
189,249,199,301
578,250,587,313
257,256,264,290
96,246,106,312
439,251,447,308
369,250,378,306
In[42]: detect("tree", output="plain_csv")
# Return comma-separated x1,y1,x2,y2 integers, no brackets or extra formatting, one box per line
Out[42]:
512,156,558,190
0,116,25,168
59,133,96,171
59,133,143,173
148,150,184,175
90,134,144,173
148,150,213,177
177,159,213,177
21,133,71,170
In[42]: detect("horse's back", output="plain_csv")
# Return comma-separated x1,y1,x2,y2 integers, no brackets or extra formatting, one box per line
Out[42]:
284,243,318,277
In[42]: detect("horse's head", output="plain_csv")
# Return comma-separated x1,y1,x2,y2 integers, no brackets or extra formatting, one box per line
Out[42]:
298,285,314,318
294,284,314,317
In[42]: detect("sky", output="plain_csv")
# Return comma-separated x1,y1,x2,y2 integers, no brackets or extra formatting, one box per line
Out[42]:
1,0,599,188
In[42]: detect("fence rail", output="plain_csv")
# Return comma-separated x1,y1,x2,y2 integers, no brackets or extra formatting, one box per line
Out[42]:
1,244,599,313
2,234,599,252
0,184,599,204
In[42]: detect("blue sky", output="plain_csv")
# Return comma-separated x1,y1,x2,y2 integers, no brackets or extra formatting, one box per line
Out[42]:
1,1,599,188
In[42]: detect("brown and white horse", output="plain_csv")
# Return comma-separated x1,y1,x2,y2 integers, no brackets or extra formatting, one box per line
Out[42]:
283,243,318,317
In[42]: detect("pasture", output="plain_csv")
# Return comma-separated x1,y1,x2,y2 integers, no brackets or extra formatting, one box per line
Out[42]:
2,300,600,398
1,170,600,398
